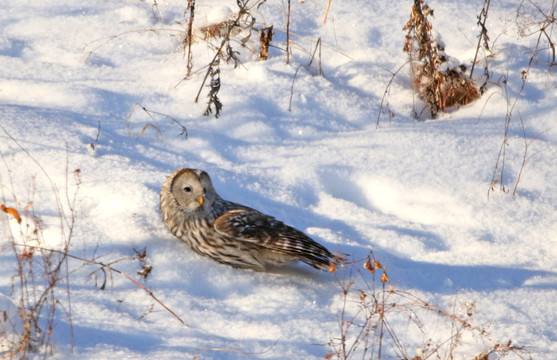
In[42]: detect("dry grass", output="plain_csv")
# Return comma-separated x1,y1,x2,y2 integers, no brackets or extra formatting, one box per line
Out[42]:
0,179,187,358
327,252,532,360
185,0,264,118
488,1,555,197
126,103,188,139
0,127,187,358
0,148,80,357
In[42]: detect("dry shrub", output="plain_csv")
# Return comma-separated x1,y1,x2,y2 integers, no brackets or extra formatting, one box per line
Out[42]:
327,252,533,360
516,0,556,66
0,128,188,358
182,4,256,50
197,20,239,42
488,0,555,197
403,0,480,118
0,168,81,358
186,0,270,118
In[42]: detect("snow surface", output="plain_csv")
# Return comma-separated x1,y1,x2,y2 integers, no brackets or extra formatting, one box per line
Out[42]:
1,0,556,359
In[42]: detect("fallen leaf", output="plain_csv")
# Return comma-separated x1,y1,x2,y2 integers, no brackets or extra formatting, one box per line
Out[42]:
1,204,21,223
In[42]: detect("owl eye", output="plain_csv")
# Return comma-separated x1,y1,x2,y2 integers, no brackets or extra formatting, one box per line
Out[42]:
184,186,192,192
203,187,207,195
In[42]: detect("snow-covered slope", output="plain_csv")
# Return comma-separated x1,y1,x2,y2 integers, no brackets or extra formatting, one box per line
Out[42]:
1,0,556,358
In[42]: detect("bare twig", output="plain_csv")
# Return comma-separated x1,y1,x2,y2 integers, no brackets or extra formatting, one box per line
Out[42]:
517,0,557,66
192,0,257,117
286,0,291,64
512,117,551,196
197,339,279,355
203,59,223,117
120,272,187,327
127,103,188,138
13,243,189,327
470,0,492,79
487,16,549,197
323,0,332,23
184,0,196,77
377,62,408,127
151,0,161,22
272,27,354,61
83,28,182,62
327,252,532,360
288,38,324,111
0,136,80,356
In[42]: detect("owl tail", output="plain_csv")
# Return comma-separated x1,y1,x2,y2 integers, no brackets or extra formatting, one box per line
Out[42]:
296,242,344,272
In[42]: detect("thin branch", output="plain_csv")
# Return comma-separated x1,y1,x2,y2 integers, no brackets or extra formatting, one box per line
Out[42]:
323,0,332,23
83,28,182,61
470,0,491,79
377,62,408,127
288,38,324,111
286,0,291,64
12,243,189,327
119,271,187,327
128,103,188,138
194,2,253,104
184,0,196,77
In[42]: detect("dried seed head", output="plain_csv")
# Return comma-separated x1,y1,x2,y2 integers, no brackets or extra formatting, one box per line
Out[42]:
363,260,375,273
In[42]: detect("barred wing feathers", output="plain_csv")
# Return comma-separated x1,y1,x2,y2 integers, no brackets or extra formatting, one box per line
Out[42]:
214,209,333,270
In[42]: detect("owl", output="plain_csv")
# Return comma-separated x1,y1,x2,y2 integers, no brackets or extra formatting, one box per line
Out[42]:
160,168,337,272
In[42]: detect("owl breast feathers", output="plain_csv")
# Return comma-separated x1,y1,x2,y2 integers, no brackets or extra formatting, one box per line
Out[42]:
160,168,338,272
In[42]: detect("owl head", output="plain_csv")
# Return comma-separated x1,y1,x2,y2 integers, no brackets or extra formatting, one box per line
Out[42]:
170,168,217,213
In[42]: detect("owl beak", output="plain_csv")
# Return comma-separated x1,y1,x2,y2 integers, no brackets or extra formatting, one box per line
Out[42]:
197,196,204,206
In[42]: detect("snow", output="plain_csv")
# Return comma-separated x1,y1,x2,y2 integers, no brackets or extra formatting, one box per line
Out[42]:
1,0,556,359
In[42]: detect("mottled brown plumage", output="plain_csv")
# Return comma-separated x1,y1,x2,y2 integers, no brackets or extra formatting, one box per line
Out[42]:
160,168,336,272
